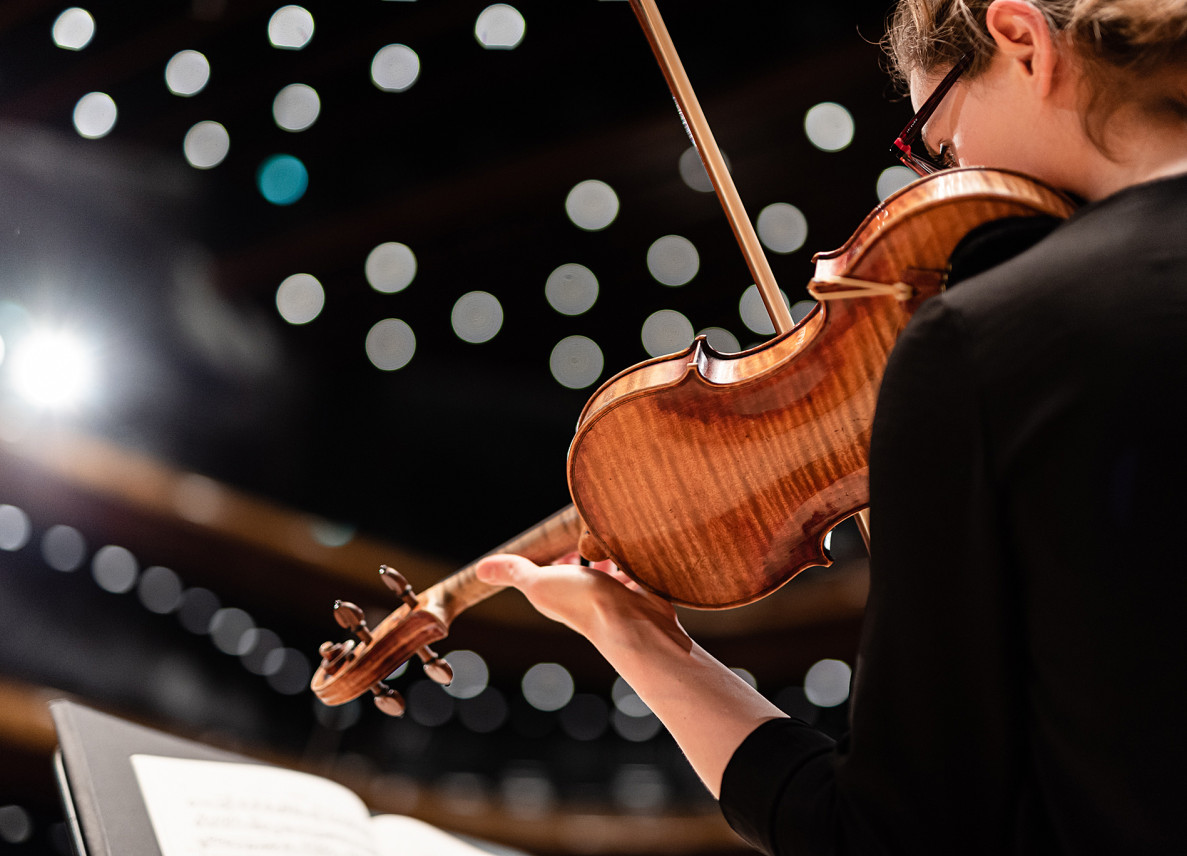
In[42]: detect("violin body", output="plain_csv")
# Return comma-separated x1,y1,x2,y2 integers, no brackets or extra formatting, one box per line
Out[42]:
568,168,1075,608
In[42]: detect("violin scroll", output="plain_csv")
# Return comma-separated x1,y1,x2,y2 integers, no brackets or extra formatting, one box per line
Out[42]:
312,567,452,716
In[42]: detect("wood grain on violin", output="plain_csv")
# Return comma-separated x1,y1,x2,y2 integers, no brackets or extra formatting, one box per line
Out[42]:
569,168,1075,609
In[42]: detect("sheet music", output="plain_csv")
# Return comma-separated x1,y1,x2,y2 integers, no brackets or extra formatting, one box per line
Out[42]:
131,755,377,856
369,816,523,856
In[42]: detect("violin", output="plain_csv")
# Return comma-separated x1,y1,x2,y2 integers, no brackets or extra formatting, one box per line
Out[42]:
570,167,1074,608
310,2,1076,714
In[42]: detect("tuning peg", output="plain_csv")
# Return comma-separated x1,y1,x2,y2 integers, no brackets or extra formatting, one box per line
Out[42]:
370,681,406,717
417,645,453,685
379,565,418,608
333,600,372,645
317,640,353,675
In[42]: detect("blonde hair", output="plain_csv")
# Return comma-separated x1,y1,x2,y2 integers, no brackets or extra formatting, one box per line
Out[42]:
885,0,1187,145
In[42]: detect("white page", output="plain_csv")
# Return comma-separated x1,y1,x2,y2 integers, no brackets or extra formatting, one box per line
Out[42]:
368,815,526,856
130,754,377,856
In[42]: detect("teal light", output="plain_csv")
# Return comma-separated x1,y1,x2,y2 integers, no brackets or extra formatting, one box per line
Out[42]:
256,154,308,205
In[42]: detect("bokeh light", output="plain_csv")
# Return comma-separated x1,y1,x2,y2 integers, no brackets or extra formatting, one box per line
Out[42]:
165,50,210,96
521,663,574,711
365,242,417,293
564,180,618,231
0,806,32,845
371,44,420,92
268,6,314,50
641,309,693,358
256,154,308,205
366,319,416,371
549,335,603,389
183,121,230,169
10,328,96,409
475,4,526,49
275,273,325,325
804,658,852,707
273,83,320,131
41,524,86,572
646,235,699,286
756,202,808,254
52,8,95,50
0,505,31,552
545,263,598,316
138,566,183,614
73,92,117,139
804,101,855,152
92,544,138,594
451,291,503,343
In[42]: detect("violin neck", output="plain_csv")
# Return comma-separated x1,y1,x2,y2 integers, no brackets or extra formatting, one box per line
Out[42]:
423,504,584,626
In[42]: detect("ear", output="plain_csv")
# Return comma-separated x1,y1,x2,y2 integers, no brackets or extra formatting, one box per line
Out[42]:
984,0,1059,97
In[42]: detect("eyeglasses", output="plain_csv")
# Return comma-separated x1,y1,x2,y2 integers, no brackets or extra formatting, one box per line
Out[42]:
891,52,973,176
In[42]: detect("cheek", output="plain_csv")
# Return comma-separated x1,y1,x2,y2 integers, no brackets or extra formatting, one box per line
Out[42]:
953,124,994,166
951,100,1013,168
950,83,1043,172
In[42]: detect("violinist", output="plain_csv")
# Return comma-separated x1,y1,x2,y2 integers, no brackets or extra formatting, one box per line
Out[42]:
476,0,1187,852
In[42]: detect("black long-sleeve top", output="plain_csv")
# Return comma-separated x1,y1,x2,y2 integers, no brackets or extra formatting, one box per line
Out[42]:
718,172,1187,855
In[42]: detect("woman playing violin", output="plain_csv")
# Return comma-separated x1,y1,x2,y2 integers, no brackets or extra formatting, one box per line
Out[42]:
477,1,1187,851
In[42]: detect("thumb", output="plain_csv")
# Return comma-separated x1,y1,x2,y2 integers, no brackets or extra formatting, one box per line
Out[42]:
474,553,537,588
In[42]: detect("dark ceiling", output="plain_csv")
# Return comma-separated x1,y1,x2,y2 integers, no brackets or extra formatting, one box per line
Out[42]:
0,0,905,564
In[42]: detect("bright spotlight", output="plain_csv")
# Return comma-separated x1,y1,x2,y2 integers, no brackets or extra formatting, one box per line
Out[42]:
9,329,97,409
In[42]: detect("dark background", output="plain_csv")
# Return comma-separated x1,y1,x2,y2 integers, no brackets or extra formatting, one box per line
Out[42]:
0,0,908,560
0,1,907,853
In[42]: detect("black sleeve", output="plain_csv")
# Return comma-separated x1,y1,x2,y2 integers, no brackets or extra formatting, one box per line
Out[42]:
717,296,1027,855
718,718,837,854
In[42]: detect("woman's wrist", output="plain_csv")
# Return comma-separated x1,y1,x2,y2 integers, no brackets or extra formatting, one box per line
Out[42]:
581,580,692,665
